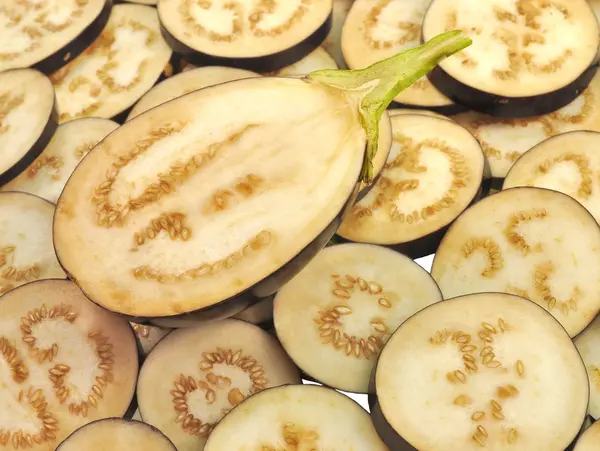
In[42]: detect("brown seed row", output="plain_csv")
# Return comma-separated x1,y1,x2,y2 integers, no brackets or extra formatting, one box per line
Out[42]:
536,153,592,198
74,141,98,159
461,238,504,278
27,155,64,179
199,347,268,392
533,261,579,314
363,1,421,49
0,336,29,383
132,212,192,250
207,173,264,213
504,208,547,256
248,1,309,38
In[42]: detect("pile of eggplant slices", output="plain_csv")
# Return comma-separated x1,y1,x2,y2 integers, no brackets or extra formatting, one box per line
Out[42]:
4,0,600,450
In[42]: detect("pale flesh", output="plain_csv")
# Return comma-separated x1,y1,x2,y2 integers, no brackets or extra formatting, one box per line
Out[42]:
574,420,600,451
574,314,600,419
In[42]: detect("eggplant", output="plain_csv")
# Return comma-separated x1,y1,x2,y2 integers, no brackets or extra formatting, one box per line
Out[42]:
263,47,338,76
423,0,600,117
130,322,171,357
273,242,442,393
337,112,487,259
136,319,300,451
574,420,600,451
575,314,600,420
370,292,590,451
322,0,355,69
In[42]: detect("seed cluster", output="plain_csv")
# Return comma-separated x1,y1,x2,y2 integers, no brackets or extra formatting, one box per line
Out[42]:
262,423,320,451
461,238,504,277
0,336,29,383
74,141,98,159
533,261,579,315
0,246,42,294
132,212,192,250
535,153,592,199
363,0,421,50
0,92,24,134
132,323,151,339
27,155,64,180
504,208,547,255
206,174,264,214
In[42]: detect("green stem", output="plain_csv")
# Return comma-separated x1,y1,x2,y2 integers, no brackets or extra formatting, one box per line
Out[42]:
306,30,472,184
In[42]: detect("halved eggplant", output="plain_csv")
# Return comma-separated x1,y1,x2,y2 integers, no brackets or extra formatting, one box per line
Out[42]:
273,243,442,393
0,69,57,187
52,31,471,322
136,319,300,451
50,4,173,124
130,322,171,356
372,292,589,451
337,113,486,258
575,314,600,420
263,47,338,76
322,0,354,69
56,418,176,450
2,118,119,203
0,279,139,450
204,384,388,450
432,187,600,337
574,420,600,451
423,0,600,117
387,107,451,120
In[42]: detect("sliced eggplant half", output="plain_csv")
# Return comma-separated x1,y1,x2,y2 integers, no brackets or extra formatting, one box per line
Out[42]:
372,292,589,451
263,47,338,76
137,319,300,451
274,243,442,393
423,0,600,117
130,322,171,357
127,66,260,121
158,0,332,72
432,187,600,337
2,118,119,203
337,113,486,258
204,384,388,450
50,4,173,124
0,69,57,187
387,107,452,120
574,420,600,451
575,314,600,419
322,0,354,69
0,280,139,450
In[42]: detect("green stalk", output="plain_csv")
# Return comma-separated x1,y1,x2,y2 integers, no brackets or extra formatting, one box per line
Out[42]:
306,30,472,184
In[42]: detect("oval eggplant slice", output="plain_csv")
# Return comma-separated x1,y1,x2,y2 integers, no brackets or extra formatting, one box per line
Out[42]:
157,0,333,72
0,280,139,450
0,192,65,295
322,0,354,69
130,322,171,357
422,0,600,117
126,66,260,121
575,314,600,420
273,243,442,393
57,418,176,451
372,292,589,451
137,319,300,451
264,47,338,76
431,187,600,337
574,420,600,451
2,118,119,203
337,113,486,258
204,384,388,450
50,4,173,124
0,69,57,187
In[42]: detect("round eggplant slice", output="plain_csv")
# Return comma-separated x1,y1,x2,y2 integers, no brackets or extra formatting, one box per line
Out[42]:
50,4,173,124
127,66,260,121
373,292,589,451
130,322,171,356
157,0,333,72
575,420,600,451
322,0,354,68
137,319,300,451
575,314,600,420
274,243,442,393
264,47,338,76
57,418,176,451
431,187,600,337
0,192,65,295
0,69,57,187
422,0,600,117
2,118,119,203
204,384,388,450
337,113,486,258
0,280,139,450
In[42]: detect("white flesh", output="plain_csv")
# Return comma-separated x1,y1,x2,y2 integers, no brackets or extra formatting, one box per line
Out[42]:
50,4,172,123
0,192,65,295
274,243,442,393
204,384,388,450
342,0,453,108
376,293,589,451
137,319,300,451
575,314,600,419
130,323,171,356
0,69,55,179
265,47,337,76
338,114,485,245
158,0,332,59
54,76,367,317
387,108,452,120
455,72,600,179
322,0,354,68
2,118,118,203
574,420,600,451
422,0,600,98
431,187,600,337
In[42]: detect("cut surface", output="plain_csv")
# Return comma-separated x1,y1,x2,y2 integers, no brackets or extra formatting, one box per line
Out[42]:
422,0,599,98
574,314,600,419
0,280,139,450
50,4,173,123
204,384,388,450
322,0,354,68
375,293,589,451
2,118,119,203
574,420,600,451
131,323,171,356
264,47,337,76
137,319,300,451
431,187,600,337
274,243,442,393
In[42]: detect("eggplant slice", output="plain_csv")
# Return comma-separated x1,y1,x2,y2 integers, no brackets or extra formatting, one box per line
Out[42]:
157,0,333,72
337,113,486,258
422,0,600,117
0,69,57,187
2,118,119,203
0,280,139,450
263,47,338,76
50,4,173,124
575,314,600,420
274,243,442,393
432,187,600,337
373,292,589,451
204,384,388,450
130,322,171,356
136,319,300,451
574,420,600,451
322,0,354,69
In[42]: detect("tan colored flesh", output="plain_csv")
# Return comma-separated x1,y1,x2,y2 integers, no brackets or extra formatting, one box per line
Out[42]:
574,420,600,451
